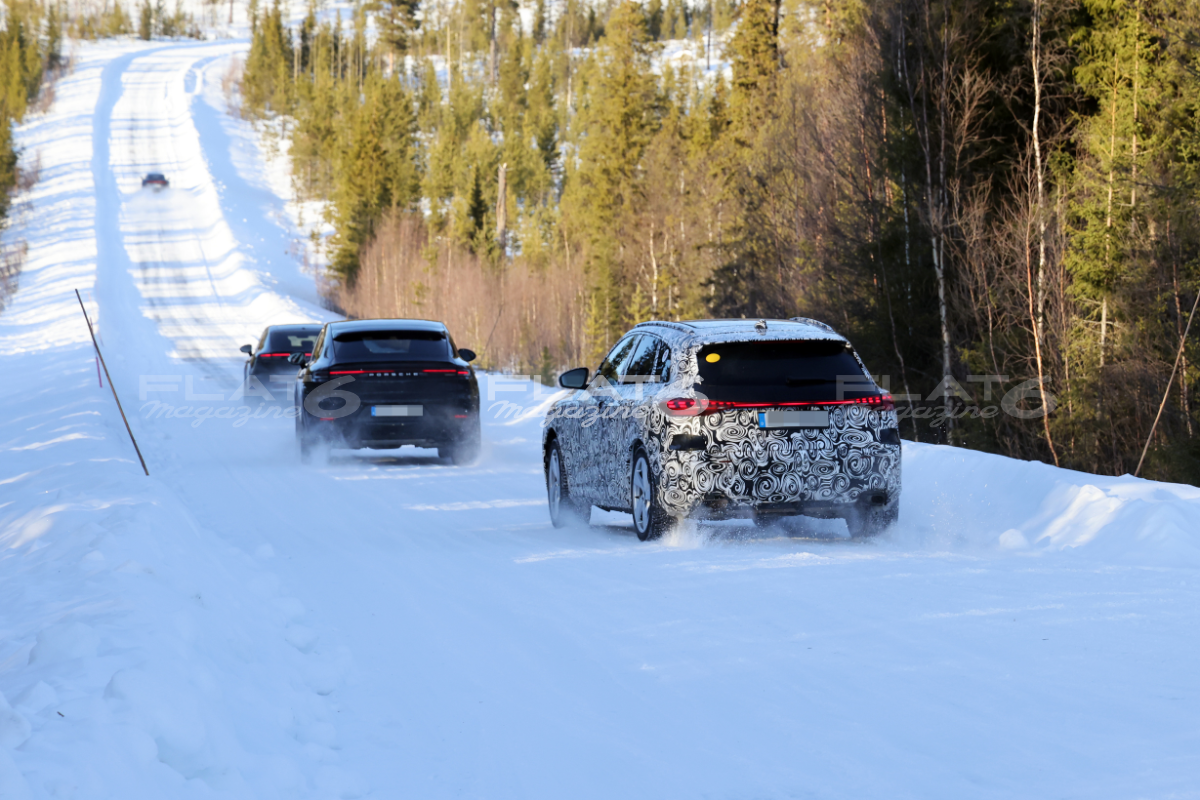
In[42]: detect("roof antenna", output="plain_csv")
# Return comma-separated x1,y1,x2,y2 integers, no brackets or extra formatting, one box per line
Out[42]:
755,319,768,333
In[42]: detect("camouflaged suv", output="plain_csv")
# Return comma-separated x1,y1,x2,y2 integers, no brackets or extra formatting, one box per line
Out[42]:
542,319,902,540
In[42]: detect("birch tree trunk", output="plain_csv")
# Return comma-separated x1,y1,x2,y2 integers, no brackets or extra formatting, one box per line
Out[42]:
496,162,508,256
1030,0,1059,465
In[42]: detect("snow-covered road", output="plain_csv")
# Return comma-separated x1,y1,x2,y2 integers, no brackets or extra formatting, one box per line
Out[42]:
2,41,1199,799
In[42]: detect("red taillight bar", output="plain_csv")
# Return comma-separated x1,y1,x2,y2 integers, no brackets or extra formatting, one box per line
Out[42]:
327,368,470,376
708,396,894,410
662,395,894,416
257,352,312,357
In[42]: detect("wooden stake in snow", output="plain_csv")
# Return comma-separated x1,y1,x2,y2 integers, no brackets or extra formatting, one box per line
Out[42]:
75,289,150,476
1135,287,1200,478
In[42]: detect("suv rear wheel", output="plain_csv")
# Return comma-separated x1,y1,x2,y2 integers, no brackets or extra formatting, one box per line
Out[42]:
297,413,316,464
846,502,899,538
439,417,481,465
631,446,673,541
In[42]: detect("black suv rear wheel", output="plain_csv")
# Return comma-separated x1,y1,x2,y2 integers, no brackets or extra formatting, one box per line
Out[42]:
438,417,481,465
296,412,315,463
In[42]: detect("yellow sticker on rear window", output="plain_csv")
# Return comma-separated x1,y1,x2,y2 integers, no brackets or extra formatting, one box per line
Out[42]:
705,353,721,363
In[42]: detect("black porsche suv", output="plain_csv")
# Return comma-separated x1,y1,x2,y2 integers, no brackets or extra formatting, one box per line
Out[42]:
292,319,480,464
240,323,322,404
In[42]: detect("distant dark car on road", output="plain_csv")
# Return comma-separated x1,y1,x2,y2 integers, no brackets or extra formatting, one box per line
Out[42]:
240,324,322,404
142,172,169,189
291,319,480,464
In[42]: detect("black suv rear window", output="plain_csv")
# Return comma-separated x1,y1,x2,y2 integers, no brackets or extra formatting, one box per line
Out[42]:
267,328,320,353
696,340,873,401
332,329,450,361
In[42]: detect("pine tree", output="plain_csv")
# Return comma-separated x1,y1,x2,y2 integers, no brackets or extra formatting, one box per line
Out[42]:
664,0,687,39
1066,0,1155,371
242,0,294,117
726,0,779,148
526,45,558,178
563,0,660,349
532,0,547,43
646,0,664,40
329,72,420,282
370,0,419,61
138,0,152,39
566,1,659,236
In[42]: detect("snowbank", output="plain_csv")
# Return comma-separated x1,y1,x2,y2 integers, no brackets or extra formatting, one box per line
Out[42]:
900,442,1200,566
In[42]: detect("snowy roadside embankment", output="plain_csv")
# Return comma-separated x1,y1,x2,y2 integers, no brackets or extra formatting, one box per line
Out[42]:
899,442,1200,566
1,37,1198,800
1,41,359,799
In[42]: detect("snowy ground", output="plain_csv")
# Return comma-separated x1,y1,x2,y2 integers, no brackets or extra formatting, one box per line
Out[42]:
2,39,1200,800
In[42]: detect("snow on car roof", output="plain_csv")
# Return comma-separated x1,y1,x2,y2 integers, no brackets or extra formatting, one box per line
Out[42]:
634,318,846,344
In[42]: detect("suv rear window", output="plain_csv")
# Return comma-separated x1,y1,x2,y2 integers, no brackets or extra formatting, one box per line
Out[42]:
332,329,450,361
696,340,873,402
267,328,320,353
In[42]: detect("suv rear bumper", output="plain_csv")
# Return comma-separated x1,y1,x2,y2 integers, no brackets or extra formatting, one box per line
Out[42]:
302,408,477,450
655,445,901,519
693,490,895,521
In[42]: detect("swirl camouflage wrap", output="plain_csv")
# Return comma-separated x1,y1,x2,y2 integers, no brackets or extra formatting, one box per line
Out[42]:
543,319,902,525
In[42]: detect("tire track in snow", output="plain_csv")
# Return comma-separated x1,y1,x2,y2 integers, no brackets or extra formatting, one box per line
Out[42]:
98,44,323,393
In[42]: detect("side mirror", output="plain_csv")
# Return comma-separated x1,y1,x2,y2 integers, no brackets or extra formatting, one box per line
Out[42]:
288,352,306,365
558,367,589,390
458,348,477,363
240,344,253,355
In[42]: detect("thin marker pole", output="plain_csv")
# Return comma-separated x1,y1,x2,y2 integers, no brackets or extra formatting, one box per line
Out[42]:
75,289,149,476
1135,286,1200,478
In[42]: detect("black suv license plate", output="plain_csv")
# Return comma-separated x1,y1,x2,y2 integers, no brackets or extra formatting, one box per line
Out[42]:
758,410,829,429
372,405,423,417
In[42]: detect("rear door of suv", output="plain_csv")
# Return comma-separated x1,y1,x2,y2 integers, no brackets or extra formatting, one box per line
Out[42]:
608,334,671,505
563,334,640,507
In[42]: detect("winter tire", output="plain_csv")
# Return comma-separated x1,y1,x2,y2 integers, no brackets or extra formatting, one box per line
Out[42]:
631,446,672,541
439,418,481,466
297,412,315,464
846,502,899,538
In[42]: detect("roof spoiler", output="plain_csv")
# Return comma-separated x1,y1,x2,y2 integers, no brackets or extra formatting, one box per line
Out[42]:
788,317,838,334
